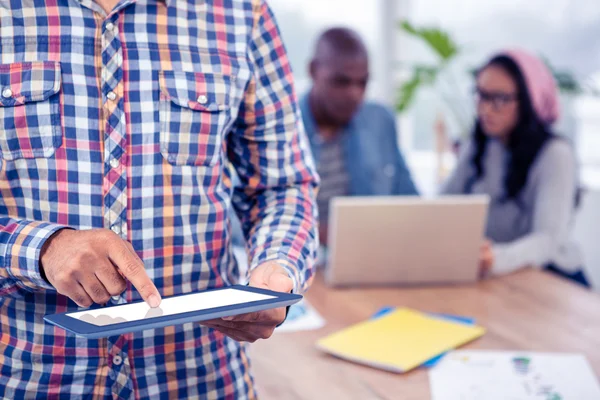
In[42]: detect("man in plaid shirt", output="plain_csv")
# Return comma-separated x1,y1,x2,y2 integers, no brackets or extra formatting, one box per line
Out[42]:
0,0,318,398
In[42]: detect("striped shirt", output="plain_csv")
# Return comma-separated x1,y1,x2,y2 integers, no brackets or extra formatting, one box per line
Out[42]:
315,135,349,224
0,1,318,399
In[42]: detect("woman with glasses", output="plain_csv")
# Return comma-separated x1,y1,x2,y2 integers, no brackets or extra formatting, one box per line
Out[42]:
441,49,588,287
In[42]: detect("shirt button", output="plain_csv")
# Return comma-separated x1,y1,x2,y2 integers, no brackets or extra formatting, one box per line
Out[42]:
109,158,120,169
383,164,396,177
113,355,123,366
111,225,121,235
105,22,115,31
39,126,52,135
2,88,13,98
107,91,117,101
197,94,208,104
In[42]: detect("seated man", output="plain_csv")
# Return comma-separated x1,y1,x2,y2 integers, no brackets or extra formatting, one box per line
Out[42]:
302,27,419,245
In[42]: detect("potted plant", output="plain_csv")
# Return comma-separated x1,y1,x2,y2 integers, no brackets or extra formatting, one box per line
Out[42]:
395,21,473,144
395,21,473,182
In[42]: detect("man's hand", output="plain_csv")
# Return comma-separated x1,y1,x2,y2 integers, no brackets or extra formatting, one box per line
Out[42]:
202,260,293,342
40,229,161,308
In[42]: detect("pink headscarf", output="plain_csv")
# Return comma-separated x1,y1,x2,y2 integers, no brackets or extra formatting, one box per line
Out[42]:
494,49,560,125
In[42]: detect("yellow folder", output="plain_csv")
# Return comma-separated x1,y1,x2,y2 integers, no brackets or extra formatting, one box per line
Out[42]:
316,308,485,373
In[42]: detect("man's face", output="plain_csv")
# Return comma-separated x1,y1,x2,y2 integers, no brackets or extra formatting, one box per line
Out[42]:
310,55,369,126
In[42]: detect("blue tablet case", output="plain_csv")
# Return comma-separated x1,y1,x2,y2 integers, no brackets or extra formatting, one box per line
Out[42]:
44,285,302,339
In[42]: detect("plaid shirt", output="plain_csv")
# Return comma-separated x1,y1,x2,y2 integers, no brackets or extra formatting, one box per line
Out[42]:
0,0,318,399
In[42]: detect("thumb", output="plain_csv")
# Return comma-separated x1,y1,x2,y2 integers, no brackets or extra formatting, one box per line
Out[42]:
249,262,293,293
266,270,294,293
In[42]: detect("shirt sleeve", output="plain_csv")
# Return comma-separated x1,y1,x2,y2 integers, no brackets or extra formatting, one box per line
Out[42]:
0,217,64,296
492,141,578,274
228,0,319,294
439,139,475,195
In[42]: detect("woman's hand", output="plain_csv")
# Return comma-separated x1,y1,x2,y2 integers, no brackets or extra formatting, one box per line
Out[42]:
480,240,494,278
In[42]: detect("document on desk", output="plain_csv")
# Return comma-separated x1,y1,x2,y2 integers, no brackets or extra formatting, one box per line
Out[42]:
276,299,325,333
429,350,600,400
316,308,485,373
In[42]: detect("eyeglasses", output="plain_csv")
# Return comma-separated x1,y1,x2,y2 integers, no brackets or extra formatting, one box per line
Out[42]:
474,87,518,111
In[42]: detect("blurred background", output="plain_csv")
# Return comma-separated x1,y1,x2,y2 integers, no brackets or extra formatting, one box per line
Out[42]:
270,0,600,192
268,0,600,288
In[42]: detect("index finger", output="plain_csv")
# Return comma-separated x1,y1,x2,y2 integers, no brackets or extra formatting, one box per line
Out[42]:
107,238,161,308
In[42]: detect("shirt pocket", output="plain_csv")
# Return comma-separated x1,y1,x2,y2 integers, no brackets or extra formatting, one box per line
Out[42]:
0,61,63,160
158,70,232,167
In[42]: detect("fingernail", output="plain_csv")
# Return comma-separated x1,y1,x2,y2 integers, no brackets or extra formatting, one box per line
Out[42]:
222,316,235,321
148,294,161,308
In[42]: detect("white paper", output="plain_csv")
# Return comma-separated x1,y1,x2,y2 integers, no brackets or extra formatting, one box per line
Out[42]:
67,288,275,326
430,350,600,400
275,299,325,333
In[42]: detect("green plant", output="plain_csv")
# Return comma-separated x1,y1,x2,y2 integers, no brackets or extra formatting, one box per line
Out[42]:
542,58,600,96
396,20,600,139
396,21,472,138
396,21,460,113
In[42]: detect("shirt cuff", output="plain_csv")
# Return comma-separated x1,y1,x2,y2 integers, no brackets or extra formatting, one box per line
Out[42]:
4,220,67,291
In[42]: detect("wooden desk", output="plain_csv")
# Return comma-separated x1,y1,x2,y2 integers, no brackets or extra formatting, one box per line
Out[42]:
249,270,600,400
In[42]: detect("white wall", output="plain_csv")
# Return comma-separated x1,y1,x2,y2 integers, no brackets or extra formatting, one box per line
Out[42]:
573,189,600,291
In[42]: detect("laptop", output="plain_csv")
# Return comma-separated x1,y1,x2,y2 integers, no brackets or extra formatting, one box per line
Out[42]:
325,195,490,287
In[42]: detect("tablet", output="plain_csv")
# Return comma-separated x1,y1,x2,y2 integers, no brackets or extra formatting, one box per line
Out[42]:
44,285,302,339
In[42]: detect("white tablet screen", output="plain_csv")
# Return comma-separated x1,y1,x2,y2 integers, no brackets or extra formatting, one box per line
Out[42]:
66,288,275,326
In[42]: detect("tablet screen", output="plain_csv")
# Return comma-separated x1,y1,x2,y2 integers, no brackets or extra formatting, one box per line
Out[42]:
66,288,275,326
